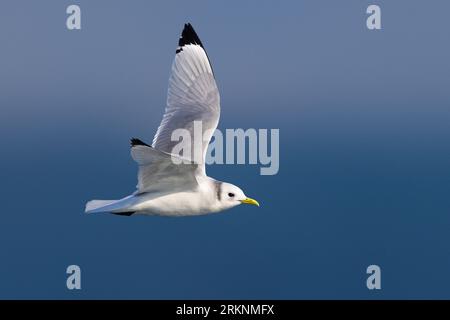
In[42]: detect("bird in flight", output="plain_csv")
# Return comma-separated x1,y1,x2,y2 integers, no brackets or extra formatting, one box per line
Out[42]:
85,23,259,216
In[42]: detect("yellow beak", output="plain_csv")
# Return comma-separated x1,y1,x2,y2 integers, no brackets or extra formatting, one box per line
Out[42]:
240,197,260,207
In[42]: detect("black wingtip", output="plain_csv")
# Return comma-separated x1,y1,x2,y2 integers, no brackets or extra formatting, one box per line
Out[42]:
111,211,135,216
177,23,204,53
130,138,151,148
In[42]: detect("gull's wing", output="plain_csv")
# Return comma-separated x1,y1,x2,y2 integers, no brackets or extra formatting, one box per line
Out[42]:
152,23,220,171
130,139,199,194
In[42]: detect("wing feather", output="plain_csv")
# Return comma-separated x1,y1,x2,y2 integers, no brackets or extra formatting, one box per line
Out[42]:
152,23,220,172
130,140,199,194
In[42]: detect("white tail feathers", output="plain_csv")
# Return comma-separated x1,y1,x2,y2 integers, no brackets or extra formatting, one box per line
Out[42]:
85,199,118,214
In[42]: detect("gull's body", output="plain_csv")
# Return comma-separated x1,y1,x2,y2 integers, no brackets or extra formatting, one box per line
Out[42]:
85,24,259,217
87,173,226,216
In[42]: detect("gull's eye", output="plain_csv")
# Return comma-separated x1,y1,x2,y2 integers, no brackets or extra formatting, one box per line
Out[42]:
228,193,235,198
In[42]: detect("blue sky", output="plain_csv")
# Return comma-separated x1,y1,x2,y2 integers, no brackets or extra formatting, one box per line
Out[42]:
0,0,450,298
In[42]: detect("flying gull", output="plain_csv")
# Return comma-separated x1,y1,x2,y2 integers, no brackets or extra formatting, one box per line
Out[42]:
85,23,259,216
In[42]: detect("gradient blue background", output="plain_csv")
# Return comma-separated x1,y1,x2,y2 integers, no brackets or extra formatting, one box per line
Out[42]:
1,0,449,299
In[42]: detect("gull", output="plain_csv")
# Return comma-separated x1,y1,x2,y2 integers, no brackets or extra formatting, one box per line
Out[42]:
85,23,259,217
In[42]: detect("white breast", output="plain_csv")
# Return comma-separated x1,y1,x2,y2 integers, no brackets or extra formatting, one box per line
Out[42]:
130,178,220,216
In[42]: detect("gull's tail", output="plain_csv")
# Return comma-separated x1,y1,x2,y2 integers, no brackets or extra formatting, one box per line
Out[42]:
85,200,117,213
85,197,135,216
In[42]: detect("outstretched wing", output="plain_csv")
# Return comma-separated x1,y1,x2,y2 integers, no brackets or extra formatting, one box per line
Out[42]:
130,139,199,194
152,23,220,171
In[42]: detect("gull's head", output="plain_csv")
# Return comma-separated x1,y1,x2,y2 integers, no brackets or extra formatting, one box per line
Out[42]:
217,182,259,210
